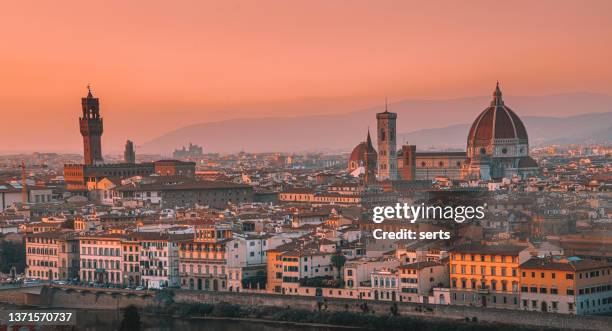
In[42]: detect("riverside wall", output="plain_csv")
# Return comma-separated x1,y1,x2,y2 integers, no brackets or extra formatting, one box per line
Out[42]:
1,286,611,330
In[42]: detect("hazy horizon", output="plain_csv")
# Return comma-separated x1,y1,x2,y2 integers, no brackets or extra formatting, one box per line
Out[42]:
2,92,611,155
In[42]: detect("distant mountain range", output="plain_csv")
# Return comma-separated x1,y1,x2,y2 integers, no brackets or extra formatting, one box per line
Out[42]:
141,93,612,154
400,113,612,150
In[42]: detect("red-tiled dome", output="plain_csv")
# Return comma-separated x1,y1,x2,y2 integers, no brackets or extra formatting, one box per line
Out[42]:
349,142,368,163
348,131,377,171
467,83,528,147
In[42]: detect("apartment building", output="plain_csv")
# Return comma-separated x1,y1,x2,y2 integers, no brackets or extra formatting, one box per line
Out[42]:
398,261,448,303
134,232,190,289
266,247,285,293
370,268,399,301
25,231,79,281
395,240,449,264
79,233,125,284
121,237,140,287
280,249,335,294
450,243,531,309
179,223,231,291
115,179,253,209
266,240,335,295
343,257,399,290
520,257,612,315
226,234,270,292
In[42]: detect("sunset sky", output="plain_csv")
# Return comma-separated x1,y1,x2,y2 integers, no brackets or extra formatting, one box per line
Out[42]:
2,0,612,153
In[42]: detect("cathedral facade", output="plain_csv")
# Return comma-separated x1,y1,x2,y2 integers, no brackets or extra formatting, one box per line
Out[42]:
348,83,538,182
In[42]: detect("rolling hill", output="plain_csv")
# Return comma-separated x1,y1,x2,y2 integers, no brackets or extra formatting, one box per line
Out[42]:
141,93,612,154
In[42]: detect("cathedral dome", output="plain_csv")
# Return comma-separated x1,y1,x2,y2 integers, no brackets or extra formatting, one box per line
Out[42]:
467,82,528,148
348,131,377,172
463,83,537,180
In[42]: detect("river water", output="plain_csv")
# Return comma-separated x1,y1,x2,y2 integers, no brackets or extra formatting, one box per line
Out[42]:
75,309,351,331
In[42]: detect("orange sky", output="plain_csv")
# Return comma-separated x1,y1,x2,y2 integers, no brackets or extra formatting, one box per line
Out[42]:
1,0,612,153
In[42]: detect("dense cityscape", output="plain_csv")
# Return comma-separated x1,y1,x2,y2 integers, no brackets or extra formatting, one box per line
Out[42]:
0,83,610,330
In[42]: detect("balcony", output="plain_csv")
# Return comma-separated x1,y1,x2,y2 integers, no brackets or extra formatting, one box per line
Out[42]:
477,286,490,294
179,271,226,279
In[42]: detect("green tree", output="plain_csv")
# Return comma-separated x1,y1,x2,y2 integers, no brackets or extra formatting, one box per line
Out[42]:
119,305,141,331
0,240,26,274
154,289,175,307
61,219,75,229
331,254,346,281
390,302,399,316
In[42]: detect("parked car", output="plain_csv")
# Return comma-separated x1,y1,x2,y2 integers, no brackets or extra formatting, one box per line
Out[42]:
23,279,40,286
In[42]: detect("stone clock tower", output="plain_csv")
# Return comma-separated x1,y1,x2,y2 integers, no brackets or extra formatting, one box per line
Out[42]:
79,86,104,165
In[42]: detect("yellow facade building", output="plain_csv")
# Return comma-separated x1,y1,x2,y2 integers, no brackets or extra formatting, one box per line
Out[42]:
450,243,530,309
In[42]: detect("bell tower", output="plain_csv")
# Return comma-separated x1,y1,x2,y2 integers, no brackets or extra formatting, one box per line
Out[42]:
79,85,104,165
376,99,398,180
